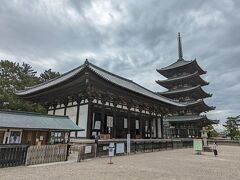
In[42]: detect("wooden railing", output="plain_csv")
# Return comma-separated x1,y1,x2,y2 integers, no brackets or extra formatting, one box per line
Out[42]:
25,144,67,165
0,145,28,168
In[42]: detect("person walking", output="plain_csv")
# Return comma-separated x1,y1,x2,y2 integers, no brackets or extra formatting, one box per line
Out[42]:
212,142,218,157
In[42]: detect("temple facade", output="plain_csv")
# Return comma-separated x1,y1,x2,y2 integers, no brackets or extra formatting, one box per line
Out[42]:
16,60,185,139
156,33,217,138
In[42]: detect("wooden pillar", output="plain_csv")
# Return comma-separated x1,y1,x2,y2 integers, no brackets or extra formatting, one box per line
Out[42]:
139,113,142,139
76,103,80,126
149,117,152,139
75,102,81,138
113,106,117,138
141,115,146,139
101,105,105,134
155,116,159,139
63,100,68,116
87,102,93,138
53,104,57,115
160,115,164,139
127,110,131,134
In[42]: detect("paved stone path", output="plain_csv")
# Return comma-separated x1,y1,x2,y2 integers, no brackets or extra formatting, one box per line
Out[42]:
1,145,239,180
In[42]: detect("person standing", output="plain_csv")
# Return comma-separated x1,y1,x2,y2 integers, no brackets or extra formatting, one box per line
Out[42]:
212,142,218,157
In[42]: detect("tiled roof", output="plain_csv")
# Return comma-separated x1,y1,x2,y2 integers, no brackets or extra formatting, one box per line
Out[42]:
0,110,84,131
165,114,218,124
16,61,185,107
160,59,192,71
16,64,85,95
88,63,185,107
157,59,206,75
159,85,207,95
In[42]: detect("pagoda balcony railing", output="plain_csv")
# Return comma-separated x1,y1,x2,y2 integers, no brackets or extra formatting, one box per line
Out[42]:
168,72,190,79
169,85,193,92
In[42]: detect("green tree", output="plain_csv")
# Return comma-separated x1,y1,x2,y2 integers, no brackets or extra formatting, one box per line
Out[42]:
0,60,60,113
224,115,240,140
206,125,219,138
39,69,60,82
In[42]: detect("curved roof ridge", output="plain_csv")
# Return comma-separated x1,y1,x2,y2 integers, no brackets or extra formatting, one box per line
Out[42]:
88,62,134,83
157,71,199,82
16,64,85,95
159,85,202,94
157,59,192,71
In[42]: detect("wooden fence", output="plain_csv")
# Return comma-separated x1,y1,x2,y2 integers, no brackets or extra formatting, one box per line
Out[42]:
25,144,67,165
76,139,193,161
0,145,28,168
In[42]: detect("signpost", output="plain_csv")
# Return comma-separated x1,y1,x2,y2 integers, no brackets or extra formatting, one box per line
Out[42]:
127,134,131,155
108,143,115,164
193,139,203,155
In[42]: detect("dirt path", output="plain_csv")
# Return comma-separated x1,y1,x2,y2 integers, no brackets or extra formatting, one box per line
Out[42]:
1,146,239,180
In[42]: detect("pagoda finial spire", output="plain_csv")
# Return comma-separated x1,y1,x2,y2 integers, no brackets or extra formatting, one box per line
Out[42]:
178,32,183,61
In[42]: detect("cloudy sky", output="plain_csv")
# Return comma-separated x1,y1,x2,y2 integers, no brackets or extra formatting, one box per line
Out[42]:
0,0,239,123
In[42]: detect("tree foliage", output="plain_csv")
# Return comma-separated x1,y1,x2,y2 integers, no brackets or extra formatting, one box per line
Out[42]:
224,115,240,140
0,60,60,113
206,125,219,138
39,69,60,82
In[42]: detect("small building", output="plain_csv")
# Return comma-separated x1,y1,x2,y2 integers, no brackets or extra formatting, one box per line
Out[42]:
0,110,83,145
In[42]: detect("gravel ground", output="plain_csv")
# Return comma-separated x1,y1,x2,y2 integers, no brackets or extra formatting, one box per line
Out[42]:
1,145,239,180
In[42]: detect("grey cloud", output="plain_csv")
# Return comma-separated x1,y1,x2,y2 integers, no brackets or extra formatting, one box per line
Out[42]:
0,0,239,123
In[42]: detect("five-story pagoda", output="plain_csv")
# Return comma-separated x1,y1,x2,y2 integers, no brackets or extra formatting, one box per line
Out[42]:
156,33,217,138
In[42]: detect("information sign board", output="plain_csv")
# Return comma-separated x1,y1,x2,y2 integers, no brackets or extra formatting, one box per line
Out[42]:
116,143,125,154
193,139,203,151
107,116,113,127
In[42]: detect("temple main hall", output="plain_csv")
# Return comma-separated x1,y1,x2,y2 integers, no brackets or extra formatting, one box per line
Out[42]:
16,34,217,140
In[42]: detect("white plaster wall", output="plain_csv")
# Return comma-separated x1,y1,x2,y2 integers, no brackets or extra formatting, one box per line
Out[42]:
77,104,88,137
48,110,54,115
66,106,78,137
66,106,77,124
55,108,64,116
72,101,78,106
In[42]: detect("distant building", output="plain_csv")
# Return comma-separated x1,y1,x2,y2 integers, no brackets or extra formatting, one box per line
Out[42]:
0,110,83,145
156,33,218,138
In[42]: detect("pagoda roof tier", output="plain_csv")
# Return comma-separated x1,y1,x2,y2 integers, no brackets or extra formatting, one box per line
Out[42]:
165,115,219,125
186,100,215,113
158,85,212,100
157,59,206,78
16,60,185,108
156,71,209,89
